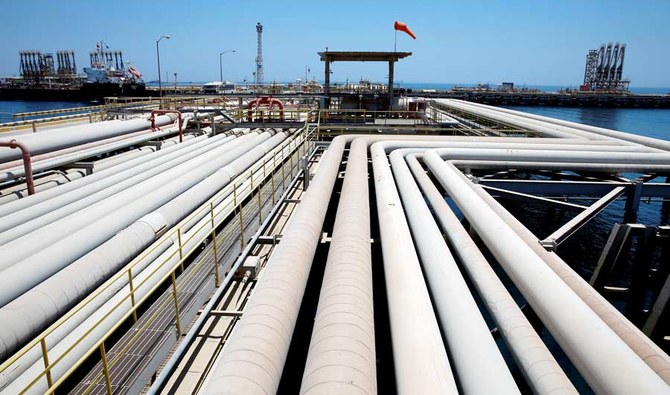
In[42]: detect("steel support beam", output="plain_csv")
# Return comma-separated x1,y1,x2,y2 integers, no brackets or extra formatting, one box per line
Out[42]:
541,186,626,250
481,184,588,210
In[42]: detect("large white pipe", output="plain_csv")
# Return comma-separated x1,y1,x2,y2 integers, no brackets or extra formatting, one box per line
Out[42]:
196,135,658,395
0,123,184,182
0,133,268,306
0,114,177,162
461,166,670,385
442,99,670,154
0,132,239,243
423,151,670,394
405,153,578,395
299,139,377,395
0,131,254,261
0,132,293,394
0,133,199,203
199,136,349,395
368,138,638,393
388,149,520,394
0,130,214,217
369,142,458,394
200,135,475,395
452,99,670,151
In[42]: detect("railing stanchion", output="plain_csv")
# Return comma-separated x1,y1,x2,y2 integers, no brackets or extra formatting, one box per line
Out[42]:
40,338,53,389
171,272,182,336
99,343,113,395
210,202,220,286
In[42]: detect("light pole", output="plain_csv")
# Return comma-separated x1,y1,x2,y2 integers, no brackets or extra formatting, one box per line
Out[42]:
156,35,171,97
219,49,235,82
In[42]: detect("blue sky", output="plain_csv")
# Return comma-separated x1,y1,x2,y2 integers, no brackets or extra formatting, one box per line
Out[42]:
1,0,669,87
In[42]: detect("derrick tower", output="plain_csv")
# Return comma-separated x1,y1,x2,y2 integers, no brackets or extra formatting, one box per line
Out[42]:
255,23,264,86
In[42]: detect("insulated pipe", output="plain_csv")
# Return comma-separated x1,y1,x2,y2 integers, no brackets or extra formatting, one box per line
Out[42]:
434,99,647,146
0,131,234,245
0,132,239,245
0,123,179,172
445,160,670,173
364,138,643,393
200,135,480,395
461,168,670,385
423,152,670,394
0,133,268,306
0,169,87,203
198,135,661,395
0,140,34,195
299,139,377,395
0,123,184,183
405,153,578,395
149,150,309,395
199,136,349,395
388,149,520,394
369,141,458,394
454,99,670,152
198,136,653,395
445,99,669,154
0,114,177,162
0,133,294,394
0,129,218,219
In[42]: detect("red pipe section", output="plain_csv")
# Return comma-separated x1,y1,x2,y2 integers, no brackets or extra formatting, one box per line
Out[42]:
246,97,285,122
150,110,183,143
0,140,35,195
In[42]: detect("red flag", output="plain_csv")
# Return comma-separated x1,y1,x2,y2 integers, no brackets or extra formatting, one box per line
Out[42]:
394,21,416,39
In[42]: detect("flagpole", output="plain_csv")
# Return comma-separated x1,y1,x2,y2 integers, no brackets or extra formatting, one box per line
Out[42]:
394,30,397,52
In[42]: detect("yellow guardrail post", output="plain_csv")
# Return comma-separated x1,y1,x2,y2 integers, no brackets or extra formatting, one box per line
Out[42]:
281,150,286,190
128,269,138,322
209,202,220,287
99,343,113,395
290,141,295,177
177,228,184,272
234,183,244,249
40,338,53,389
170,271,182,336
271,152,277,204
257,180,262,225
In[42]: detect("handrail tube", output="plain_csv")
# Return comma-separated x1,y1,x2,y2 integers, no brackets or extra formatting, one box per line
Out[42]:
0,140,34,195
388,149,520,394
150,110,183,143
423,151,670,394
405,153,578,395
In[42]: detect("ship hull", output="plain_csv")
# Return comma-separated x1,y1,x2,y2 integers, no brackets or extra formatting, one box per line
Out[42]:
0,82,147,102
